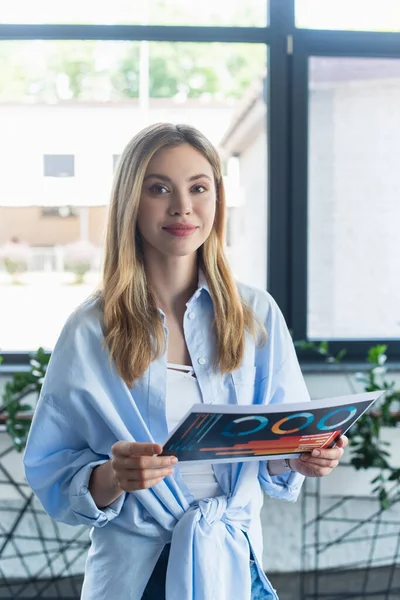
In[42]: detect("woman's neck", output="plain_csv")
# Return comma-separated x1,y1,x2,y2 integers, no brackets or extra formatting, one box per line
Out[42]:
145,255,199,316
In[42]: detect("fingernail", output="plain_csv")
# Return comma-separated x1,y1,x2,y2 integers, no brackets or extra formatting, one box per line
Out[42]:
312,449,321,457
170,457,178,464
301,454,310,461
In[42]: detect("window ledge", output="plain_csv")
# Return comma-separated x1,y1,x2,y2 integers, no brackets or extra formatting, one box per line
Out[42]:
0,364,32,375
2,361,400,377
299,361,400,374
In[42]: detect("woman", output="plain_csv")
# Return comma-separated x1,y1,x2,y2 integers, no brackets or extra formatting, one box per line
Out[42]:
24,123,347,600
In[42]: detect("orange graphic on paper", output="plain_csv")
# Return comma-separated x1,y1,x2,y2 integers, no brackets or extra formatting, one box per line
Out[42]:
199,431,340,456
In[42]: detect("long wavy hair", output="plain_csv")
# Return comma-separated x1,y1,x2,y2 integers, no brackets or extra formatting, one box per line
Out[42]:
101,123,266,386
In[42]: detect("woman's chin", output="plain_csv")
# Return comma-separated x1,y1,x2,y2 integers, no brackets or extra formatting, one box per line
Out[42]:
160,241,203,258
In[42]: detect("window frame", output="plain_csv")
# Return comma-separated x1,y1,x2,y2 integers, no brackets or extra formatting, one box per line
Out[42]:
2,1,400,368
0,4,274,368
290,28,400,363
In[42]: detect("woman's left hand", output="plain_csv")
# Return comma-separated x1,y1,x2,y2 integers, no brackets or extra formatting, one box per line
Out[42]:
290,435,349,477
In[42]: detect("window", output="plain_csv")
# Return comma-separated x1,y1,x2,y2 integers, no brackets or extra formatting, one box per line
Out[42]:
296,0,400,32
307,57,400,340
4,1,399,362
0,0,268,27
222,145,267,288
0,39,267,352
43,155,75,177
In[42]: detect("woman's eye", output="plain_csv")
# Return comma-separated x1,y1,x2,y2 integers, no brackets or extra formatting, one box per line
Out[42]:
192,184,207,193
149,184,169,194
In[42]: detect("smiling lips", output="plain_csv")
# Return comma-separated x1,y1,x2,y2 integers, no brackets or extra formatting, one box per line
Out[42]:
162,224,198,237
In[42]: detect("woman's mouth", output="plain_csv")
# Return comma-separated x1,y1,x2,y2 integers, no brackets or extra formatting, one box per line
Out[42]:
162,225,198,237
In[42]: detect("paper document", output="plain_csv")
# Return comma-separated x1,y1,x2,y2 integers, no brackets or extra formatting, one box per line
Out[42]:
160,391,383,464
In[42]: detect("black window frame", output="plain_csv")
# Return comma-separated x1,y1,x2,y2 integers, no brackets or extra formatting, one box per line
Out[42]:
1,0,400,369
291,28,400,364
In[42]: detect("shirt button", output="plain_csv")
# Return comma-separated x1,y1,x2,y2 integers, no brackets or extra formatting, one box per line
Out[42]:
198,357,206,365
188,312,195,320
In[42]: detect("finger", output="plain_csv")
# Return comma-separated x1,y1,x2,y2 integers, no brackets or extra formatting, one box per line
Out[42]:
130,443,163,457
304,458,339,470
135,454,178,469
122,475,169,492
336,435,349,449
307,465,335,478
124,466,175,482
306,448,344,461
112,442,162,458
113,454,177,470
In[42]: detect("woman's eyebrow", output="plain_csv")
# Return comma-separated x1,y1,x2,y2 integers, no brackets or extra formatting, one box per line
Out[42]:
143,173,212,182
143,173,171,182
187,173,212,182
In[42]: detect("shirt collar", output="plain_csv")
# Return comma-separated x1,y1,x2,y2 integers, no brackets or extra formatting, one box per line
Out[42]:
186,268,211,306
196,268,210,296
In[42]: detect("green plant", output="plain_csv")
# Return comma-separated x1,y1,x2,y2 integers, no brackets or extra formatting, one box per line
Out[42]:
2,341,400,507
296,341,400,509
1,348,50,452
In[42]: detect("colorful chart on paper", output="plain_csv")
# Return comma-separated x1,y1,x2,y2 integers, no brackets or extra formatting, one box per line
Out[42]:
160,391,382,463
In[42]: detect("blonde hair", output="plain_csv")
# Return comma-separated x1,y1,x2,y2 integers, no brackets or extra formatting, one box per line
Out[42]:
101,123,266,386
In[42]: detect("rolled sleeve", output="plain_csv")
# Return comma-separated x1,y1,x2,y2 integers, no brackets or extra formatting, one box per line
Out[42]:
69,459,127,527
258,462,305,503
24,395,127,527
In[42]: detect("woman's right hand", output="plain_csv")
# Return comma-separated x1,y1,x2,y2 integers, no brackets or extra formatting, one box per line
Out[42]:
110,442,177,492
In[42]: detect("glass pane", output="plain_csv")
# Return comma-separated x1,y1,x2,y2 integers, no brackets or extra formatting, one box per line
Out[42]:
0,40,267,351
307,56,400,339
296,0,400,31
0,0,267,26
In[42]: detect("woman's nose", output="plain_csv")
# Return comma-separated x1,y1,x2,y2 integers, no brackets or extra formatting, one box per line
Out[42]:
168,191,193,216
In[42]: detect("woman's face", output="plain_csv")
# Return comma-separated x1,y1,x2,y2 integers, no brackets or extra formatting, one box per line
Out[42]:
137,144,217,260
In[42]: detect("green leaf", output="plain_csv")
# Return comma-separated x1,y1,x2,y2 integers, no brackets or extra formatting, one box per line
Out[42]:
319,341,328,355
371,474,383,484
335,349,347,362
295,340,317,351
378,488,390,511
367,345,388,365
388,469,400,482
1,347,51,452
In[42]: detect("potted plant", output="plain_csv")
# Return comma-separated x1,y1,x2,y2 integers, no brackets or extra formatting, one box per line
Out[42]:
296,341,400,508
0,348,50,451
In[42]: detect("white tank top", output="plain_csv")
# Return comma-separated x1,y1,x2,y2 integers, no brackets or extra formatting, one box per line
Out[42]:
166,363,223,501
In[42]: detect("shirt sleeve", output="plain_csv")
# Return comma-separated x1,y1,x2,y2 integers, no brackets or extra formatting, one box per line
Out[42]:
258,462,303,502
256,294,311,502
24,394,127,527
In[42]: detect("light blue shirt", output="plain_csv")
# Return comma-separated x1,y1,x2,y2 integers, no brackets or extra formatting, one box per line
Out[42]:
23,274,310,600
